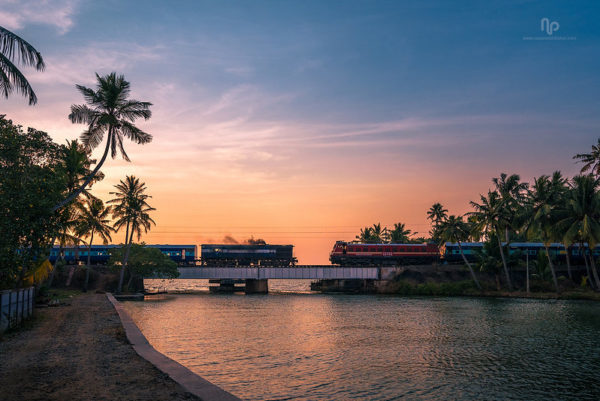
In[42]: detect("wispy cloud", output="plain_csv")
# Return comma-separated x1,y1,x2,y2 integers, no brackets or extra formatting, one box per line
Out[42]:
0,0,79,34
27,42,163,86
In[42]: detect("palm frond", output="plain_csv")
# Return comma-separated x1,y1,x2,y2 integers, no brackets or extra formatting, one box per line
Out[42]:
119,120,152,144
115,133,131,162
0,26,45,70
0,53,38,104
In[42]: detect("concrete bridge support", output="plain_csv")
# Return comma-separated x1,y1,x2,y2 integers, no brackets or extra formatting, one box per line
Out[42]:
245,279,268,294
209,279,237,293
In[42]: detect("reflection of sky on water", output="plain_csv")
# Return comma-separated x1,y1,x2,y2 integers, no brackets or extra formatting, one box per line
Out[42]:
123,295,600,400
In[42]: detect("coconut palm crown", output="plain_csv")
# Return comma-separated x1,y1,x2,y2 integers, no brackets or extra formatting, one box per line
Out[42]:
573,138,600,176
53,73,152,211
0,26,45,105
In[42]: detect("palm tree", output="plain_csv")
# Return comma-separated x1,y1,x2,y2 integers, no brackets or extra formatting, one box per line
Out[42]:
556,175,600,289
427,203,448,228
574,138,600,176
474,240,503,291
0,26,45,105
75,199,113,292
356,226,375,243
390,222,412,243
492,173,528,243
469,191,513,290
58,139,104,198
437,215,481,290
48,207,82,287
109,176,155,293
53,73,153,212
371,223,384,243
525,173,567,292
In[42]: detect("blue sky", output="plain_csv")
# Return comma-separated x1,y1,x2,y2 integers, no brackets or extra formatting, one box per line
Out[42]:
2,0,599,262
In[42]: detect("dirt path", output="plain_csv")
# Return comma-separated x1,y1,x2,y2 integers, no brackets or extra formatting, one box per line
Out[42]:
0,294,200,401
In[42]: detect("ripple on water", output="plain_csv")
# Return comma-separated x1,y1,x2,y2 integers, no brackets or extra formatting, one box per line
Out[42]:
123,295,600,401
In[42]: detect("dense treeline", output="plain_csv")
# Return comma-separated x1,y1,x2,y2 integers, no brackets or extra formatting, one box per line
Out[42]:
355,139,600,293
0,69,175,292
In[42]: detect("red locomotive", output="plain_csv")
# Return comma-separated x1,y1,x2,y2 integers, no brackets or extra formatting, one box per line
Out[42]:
329,241,439,265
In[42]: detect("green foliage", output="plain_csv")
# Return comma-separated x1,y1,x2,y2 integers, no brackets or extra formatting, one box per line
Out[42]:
108,244,179,280
427,202,448,241
0,118,64,289
573,138,600,176
108,175,155,244
474,238,503,274
355,222,416,243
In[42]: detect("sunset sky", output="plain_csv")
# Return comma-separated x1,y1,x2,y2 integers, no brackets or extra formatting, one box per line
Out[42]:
1,1,599,263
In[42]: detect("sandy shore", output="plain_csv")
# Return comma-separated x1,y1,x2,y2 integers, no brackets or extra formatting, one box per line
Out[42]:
0,293,200,401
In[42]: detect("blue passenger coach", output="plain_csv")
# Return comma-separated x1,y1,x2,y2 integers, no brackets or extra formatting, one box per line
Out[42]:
443,242,600,264
49,244,197,265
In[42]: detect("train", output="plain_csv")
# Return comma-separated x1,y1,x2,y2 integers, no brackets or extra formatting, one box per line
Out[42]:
47,241,600,267
330,241,600,266
49,244,198,265
200,244,295,266
329,241,439,265
442,242,600,264
48,243,296,266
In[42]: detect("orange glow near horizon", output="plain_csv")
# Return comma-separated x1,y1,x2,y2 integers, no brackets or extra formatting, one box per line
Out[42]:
3,83,585,265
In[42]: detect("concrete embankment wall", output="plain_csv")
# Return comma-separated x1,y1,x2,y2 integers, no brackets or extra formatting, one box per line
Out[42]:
107,293,243,401
0,287,35,333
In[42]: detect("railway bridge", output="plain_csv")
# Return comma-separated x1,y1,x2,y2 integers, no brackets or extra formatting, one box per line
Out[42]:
175,266,403,293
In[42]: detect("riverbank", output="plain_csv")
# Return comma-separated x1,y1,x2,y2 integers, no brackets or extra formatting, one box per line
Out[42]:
0,293,200,401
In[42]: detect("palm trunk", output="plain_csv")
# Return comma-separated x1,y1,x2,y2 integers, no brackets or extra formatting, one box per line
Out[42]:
44,235,57,287
581,243,594,289
565,246,573,281
48,242,64,288
124,220,130,249
496,231,512,291
458,241,481,290
52,133,112,212
127,272,135,291
589,250,600,290
526,251,530,294
118,227,135,294
84,230,94,292
544,244,559,293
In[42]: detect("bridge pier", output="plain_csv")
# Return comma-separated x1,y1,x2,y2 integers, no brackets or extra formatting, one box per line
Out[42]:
245,279,268,294
209,279,237,293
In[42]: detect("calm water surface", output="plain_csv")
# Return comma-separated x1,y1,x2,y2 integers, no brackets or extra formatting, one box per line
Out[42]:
123,288,600,401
